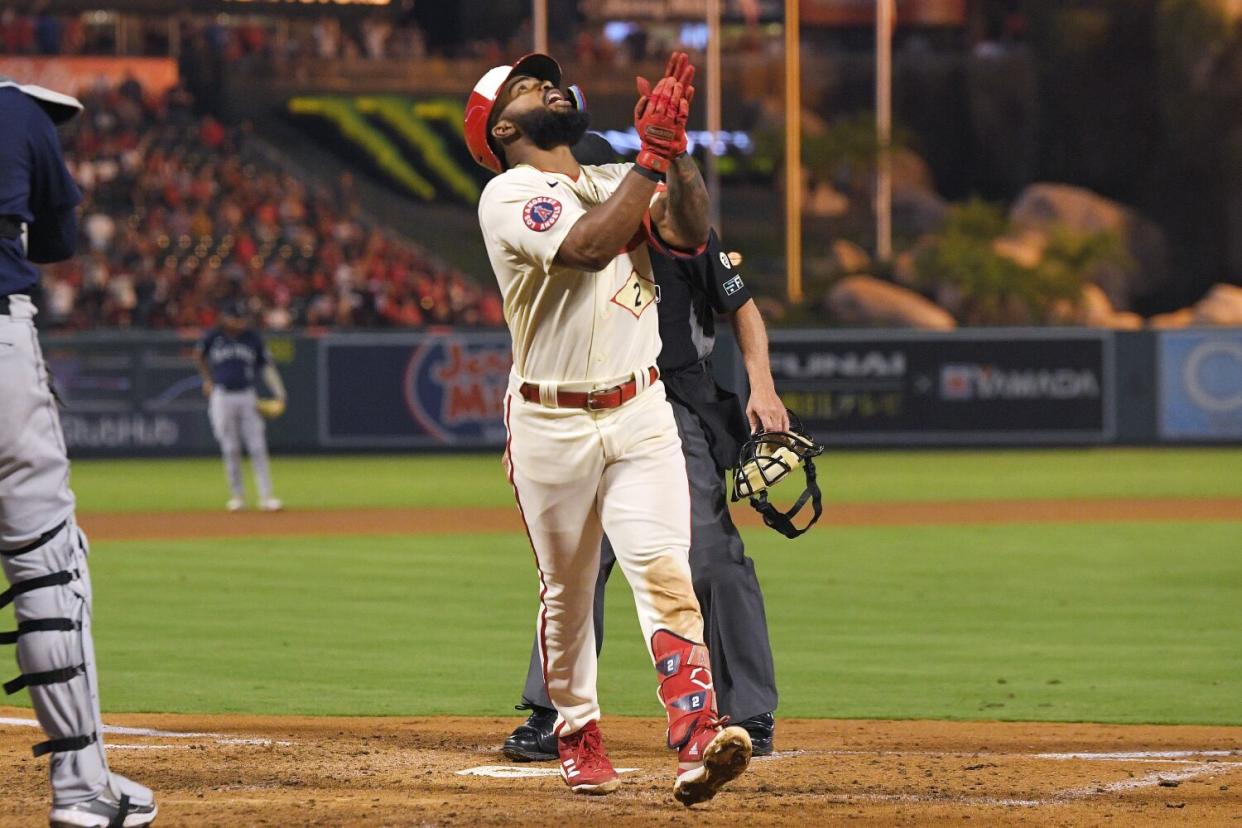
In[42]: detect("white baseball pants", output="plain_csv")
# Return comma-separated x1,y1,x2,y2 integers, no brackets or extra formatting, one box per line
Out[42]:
503,378,701,736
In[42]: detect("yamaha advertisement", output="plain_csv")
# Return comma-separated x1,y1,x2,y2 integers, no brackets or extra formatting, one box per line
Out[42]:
767,331,1114,445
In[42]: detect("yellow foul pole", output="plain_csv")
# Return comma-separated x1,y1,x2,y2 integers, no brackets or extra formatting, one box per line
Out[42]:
785,0,802,303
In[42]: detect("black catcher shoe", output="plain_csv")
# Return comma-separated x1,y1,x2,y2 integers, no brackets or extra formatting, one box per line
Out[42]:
502,704,558,762
736,712,775,757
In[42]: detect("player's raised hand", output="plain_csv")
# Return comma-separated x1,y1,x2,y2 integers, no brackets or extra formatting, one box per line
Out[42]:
634,75,679,174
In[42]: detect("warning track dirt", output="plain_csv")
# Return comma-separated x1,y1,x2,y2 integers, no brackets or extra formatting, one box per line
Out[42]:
77,497,1242,541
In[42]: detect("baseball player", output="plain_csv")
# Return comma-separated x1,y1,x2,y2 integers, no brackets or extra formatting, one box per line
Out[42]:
0,78,157,827
467,52,752,804
195,300,286,512
504,133,786,764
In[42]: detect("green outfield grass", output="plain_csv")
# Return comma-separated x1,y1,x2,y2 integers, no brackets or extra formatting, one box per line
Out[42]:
58,522,1242,724
66,447,1242,512
2,449,1239,725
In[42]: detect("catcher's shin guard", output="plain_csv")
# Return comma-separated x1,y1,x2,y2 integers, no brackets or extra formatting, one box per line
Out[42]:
1,518,112,804
651,629,718,749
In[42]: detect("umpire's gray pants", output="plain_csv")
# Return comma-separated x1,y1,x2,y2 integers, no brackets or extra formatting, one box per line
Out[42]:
519,399,779,722
0,295,151,806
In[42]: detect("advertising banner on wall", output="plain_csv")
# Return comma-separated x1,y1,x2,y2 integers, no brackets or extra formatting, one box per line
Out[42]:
320,331,512,448
0,57,179,95
768,330,1113,445
1158,330,1242,441
41,331,313,456
41,335,215,455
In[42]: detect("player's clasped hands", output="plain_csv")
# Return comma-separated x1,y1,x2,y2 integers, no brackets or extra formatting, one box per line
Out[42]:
634,52,696,173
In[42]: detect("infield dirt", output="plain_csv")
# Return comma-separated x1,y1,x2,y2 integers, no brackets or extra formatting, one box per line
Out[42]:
3,710,1241,826
3,500,1240,825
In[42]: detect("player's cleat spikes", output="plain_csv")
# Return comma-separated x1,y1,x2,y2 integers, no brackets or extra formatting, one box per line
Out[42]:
558,720,621,795
736,711,775,757
259,498,283,512
48,786,158,827
503,704,558,762
225,497,245,512
673,721,751,807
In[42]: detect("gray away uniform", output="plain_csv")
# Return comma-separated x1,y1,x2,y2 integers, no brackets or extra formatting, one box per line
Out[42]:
198,326,276,502
0,84,155,814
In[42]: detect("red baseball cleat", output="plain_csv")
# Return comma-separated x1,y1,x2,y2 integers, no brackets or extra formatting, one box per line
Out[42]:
673,718,752,807
558,720,622,795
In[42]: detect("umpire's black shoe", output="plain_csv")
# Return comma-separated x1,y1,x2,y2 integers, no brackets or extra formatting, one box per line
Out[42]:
736,712,776,757
502,704,558,762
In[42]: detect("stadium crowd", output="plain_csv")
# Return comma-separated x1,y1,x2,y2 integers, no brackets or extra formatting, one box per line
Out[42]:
37,79,503,331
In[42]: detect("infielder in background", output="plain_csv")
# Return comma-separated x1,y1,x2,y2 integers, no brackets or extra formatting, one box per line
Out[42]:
467,52,752,804
504,133,786,763
0,77,158,827
195,300,286,512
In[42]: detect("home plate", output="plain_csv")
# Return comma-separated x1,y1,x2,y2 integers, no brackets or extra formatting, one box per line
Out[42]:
458,765,641,779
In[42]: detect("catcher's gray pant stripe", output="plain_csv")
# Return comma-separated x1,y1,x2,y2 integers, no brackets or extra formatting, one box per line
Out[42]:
521,397,778,722
209,389,273,499
1,301,111,804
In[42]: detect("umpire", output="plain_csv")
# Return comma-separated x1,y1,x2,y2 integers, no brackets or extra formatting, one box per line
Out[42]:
503,133,788,760
0,79,157,826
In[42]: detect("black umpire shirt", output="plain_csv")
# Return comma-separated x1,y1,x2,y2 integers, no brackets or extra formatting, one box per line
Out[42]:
651,228,755,471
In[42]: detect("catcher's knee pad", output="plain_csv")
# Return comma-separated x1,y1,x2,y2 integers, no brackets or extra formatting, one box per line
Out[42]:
1,518,109,796
651,628,719,750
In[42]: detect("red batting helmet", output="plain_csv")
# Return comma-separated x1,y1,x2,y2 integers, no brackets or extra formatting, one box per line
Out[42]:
464,53,563,174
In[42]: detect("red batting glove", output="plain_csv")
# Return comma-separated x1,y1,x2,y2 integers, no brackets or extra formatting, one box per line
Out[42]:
634,76,676,174
634,54,696,173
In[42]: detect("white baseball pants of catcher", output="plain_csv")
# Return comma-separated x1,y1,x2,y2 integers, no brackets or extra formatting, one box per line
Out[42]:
0,294,154,809
503,374,702,736
208,388,273,501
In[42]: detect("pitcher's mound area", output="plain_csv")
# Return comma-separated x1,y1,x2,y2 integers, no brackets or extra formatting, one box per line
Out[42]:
3,710,1240,826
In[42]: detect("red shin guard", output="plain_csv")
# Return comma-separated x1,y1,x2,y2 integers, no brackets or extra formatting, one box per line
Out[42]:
651,629,718,750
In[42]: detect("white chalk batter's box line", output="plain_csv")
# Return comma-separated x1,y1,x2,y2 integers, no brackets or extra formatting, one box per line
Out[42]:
0,717,293,748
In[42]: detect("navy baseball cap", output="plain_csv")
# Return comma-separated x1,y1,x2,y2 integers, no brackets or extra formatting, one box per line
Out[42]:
218,299,248,319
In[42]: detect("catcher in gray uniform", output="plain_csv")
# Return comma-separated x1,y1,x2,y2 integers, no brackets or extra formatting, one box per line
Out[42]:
0,78,157,827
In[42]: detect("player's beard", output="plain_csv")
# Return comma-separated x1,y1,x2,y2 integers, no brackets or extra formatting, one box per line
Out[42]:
511,106,591,151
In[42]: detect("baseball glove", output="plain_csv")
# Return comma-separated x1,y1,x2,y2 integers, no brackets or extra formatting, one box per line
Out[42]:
256,398,286,419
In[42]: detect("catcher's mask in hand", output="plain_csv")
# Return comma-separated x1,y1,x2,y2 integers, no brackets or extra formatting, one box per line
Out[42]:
732,410,824,539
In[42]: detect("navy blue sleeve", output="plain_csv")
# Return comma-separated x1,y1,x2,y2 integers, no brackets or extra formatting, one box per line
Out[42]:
251,332,269,368
197,330,216,358
702,230,752,314
24,96,82,264
0,92,34,219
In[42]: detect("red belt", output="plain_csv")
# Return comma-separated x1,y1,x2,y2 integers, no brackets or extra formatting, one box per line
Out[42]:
519,367,659,411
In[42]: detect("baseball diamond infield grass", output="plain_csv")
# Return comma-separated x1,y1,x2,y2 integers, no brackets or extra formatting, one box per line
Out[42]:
2,448,1240,726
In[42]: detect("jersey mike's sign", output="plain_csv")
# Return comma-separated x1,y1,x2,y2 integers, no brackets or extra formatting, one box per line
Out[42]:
403,337,512,444
766,330,1113,445
322,332,512,448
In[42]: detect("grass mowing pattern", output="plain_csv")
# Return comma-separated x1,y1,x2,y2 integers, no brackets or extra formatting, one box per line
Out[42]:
67,448,1242,513
4,521,1233,724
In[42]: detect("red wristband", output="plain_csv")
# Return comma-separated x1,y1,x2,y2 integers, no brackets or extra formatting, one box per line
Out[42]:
636,149,670,175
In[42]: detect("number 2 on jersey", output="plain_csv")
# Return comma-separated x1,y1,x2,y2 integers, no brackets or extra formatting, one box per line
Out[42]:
611,270,658,319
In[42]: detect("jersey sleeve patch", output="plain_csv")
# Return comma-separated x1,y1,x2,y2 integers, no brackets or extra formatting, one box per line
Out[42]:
522,197,563,232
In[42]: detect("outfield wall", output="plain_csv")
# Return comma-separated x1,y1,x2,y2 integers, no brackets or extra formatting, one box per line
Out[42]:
41,327,1242,457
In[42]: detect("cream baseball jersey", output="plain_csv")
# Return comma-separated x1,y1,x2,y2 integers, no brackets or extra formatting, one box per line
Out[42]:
478,162,661,384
